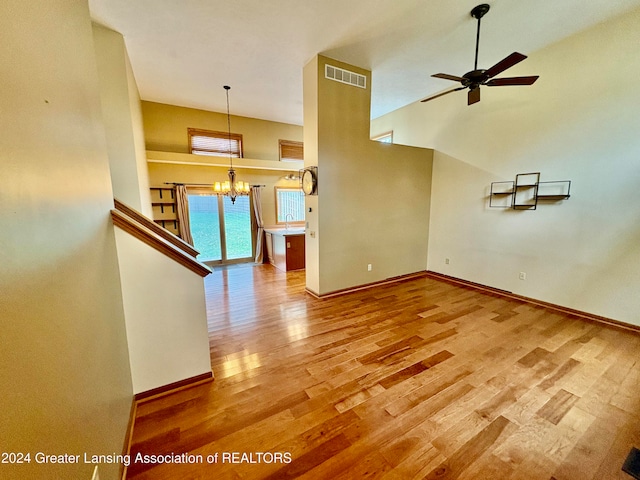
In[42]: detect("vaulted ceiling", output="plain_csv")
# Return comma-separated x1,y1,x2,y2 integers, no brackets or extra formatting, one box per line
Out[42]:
89,0,640,125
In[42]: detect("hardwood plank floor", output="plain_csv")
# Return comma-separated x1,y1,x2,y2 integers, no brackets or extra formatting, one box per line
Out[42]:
126,264,640,479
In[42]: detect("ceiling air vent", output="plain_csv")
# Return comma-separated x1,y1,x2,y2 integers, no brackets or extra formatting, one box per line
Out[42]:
325,64,366,89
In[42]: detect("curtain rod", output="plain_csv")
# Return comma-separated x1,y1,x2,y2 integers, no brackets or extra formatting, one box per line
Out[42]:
164,182,266,187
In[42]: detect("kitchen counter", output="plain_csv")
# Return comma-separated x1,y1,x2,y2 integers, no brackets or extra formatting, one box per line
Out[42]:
264,228,305,271
264,228,305,236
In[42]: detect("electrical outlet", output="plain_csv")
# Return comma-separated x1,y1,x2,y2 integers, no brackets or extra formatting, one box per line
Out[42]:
445,258,450,265
367,264,372,271
519,272,526,280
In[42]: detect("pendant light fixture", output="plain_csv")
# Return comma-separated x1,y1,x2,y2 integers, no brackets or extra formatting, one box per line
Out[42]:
213,85,250,204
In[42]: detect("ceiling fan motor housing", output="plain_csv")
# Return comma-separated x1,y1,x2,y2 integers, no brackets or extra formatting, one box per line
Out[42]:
462,69,487,88
470,4,490,19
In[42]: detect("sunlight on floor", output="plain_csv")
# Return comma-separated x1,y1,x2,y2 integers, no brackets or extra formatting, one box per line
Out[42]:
219,351,262,379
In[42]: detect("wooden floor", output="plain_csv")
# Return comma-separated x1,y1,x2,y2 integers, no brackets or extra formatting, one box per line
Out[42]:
127,265,640,479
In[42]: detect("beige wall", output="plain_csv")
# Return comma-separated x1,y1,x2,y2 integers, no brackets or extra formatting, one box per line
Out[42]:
305,55,434,295
303,56,320,293
142,101,303,161
93,24,152,217
142,101,305,230
0,1,132,479
114,228,211,394
371,7,640,325
147,162,300,229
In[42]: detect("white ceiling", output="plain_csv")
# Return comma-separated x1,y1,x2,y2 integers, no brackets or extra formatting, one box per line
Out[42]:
89,0,640,126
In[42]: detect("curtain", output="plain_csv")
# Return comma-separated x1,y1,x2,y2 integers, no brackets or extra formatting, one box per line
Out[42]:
175,184,194,246
251,186,265,263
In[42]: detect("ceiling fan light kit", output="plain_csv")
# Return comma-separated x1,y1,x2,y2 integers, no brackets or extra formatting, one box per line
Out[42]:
422,4,539,106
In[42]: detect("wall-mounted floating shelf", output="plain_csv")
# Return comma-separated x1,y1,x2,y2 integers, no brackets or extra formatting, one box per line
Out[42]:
490,173,570,210
537,181,572,200
150,187,180,235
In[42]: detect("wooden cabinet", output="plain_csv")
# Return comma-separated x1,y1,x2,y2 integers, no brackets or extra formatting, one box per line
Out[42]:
266,231,305,271
265,232,274,265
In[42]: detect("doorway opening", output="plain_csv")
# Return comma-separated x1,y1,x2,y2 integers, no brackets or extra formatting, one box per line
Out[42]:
188,194,253,265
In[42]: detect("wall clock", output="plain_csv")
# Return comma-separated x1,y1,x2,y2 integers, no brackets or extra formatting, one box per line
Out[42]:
300,166,318,195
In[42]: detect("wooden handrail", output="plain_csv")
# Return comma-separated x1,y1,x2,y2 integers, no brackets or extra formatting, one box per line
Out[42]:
113,198,200,258
111,209,211,277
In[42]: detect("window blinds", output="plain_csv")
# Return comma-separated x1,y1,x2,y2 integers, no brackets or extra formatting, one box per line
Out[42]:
279,140,304,162
188,128,243,157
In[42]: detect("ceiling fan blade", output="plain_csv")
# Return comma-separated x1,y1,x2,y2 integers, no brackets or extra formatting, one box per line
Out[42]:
421,86,466,103
432,73,465,82
485,76,539,86
468,87,480,105
484,52,527,79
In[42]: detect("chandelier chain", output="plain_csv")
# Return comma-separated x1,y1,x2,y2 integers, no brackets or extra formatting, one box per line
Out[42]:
224,85,233,170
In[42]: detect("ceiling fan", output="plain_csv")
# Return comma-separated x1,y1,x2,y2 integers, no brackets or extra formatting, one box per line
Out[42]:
422,4,539,106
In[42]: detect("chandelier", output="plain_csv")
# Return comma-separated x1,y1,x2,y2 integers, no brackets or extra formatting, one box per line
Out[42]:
213,85,250,204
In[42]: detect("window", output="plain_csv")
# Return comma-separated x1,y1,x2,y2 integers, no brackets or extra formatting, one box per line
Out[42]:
279,139,304,162
188,128,243,158
275,187,305,224
372,131,393,144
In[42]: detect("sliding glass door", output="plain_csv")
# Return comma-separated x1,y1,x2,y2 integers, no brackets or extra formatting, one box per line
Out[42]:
188,194,253,264
222,196,252,260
